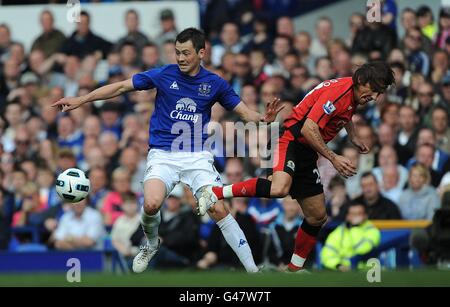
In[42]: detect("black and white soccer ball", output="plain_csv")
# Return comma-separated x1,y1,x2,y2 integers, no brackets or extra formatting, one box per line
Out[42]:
55,168,90,203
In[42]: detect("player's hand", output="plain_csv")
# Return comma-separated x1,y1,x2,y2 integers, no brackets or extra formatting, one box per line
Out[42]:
351,137,370,154
262,97,284,123
51,97,84,112
331,155,357,178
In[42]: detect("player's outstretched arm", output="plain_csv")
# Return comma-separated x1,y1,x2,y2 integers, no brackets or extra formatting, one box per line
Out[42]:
233,97,284,123
301,118,357,178
51,78,135,112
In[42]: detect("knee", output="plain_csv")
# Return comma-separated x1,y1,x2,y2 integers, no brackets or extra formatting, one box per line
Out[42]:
143,199,162,215
305,212,328,227
270,184,290,198
208,201,229,222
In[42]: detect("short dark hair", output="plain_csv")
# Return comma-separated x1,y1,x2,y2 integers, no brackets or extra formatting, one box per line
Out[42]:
360,171,377,183
80,10,90,20
352,61,395,93
175,27,205,53
126,9,138,17
346,200,367,213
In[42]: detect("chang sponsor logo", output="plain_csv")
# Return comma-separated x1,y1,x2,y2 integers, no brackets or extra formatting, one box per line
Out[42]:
171,98,199,123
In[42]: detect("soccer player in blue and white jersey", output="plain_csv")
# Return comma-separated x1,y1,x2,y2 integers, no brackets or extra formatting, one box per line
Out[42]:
52,28,282,273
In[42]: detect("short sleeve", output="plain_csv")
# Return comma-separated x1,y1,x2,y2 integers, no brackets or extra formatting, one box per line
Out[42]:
307,90,340,129
132,67,164,90
216,78,241,111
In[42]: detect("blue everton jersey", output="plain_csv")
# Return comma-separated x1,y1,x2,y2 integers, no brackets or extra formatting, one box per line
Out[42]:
132,64,241,151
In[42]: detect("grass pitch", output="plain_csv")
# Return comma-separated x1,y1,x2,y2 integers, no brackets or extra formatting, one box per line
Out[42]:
0,269,449,287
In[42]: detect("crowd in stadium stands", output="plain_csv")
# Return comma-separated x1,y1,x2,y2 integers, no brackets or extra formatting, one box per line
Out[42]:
1,0,450,270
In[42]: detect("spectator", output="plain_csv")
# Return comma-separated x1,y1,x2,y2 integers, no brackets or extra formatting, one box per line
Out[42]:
310,17,333,58
352,172,402,219
99,131,121,176
152,184,200,268
341,146,362,199
2,102,23,152
379,164,403,205
417,5,438,41
86,166,109,210
101,167,134,226
161,39,177,65
267,196,303,269
31,10,66,58
0,189,11,250
414,127,450,175
141,43,162,70
325,175,350,223
60,11,112,59
352,14,396,59
398,163,440,220
0,23,12,61
417,83,439,128
356,125,378,173
431,106,450,154
53,199,105,250
155,9,178,48
12,182,42,227
397,105,419,164
197,198,260,270
99,103,122,139
401,8,418,36
111,192,144,266
320,201,381,271
372,145,408,194
115,9,149,58
347,13,365,48
118,147,145,195
57,115,83,163
431,49,449,85
436,7,450,50
404,27,430,77
56,148,77,174
211,22,242,67
242,15,272,55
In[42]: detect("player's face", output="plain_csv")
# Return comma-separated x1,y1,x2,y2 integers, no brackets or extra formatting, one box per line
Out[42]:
175,40,204,76
355,83,383,105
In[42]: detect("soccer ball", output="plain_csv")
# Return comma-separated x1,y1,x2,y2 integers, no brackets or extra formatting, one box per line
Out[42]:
55,168,90,203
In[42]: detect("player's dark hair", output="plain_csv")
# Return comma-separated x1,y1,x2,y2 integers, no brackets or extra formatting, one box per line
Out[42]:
175,27,205,53
353,61,395,94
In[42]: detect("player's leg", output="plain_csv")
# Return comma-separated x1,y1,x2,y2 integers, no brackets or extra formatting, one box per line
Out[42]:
182,151,259,273
288,193,327,271
198,136,295,214
205,198,259,273
133,149,179,273
133,178,167,273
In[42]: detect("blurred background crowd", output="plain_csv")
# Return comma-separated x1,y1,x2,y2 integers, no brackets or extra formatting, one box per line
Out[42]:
1,0,450,271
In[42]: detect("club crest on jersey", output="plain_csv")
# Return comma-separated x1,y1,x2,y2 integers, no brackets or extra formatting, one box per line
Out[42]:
198,83,211,96
323,101,336,115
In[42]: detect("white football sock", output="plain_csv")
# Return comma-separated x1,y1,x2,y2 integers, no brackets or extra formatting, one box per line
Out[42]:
140,208,161,248
216,214,259,273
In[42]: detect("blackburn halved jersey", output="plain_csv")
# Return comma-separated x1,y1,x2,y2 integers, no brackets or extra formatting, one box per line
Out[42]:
132,64,241,151
284,77,357,145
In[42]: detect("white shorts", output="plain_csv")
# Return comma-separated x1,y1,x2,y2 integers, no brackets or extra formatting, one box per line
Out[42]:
143,149,223,197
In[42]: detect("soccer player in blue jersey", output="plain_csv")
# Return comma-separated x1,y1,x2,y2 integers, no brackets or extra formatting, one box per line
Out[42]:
52,28,282,273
